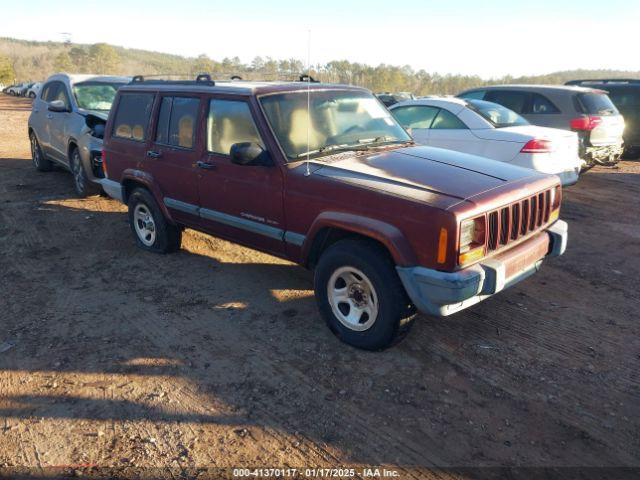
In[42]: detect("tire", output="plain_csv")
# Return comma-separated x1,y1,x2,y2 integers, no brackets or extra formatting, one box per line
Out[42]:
29,132,52,172
127,187,181,254
314,238,414,350
28,92,35,99
623,147,640,160
70,147,99,197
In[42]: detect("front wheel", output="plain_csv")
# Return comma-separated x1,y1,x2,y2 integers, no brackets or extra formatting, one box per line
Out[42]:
70,147,99,197
314,239,414,350
127,188,182,254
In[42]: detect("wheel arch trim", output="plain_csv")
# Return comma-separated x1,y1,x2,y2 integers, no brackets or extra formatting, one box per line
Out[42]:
302,212,417,267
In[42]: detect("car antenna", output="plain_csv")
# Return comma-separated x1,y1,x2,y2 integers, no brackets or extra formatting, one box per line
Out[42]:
305,29,312,177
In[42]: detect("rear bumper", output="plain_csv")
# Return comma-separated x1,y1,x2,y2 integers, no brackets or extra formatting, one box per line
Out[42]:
397,220,568,317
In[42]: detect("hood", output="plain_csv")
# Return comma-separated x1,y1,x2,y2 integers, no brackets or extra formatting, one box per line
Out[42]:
313,145,546,210
78,109,109,120
472,125,578,143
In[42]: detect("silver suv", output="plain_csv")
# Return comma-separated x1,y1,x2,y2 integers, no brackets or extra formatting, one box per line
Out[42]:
27,73,130,196
458,85,625,166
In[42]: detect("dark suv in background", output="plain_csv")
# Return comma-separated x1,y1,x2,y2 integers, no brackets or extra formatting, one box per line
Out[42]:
566,79,640,158
458,85,625,166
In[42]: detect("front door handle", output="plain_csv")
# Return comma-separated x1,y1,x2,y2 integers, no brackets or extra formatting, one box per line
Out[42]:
146,150,162,159
46,114,53,119
197,160,216,170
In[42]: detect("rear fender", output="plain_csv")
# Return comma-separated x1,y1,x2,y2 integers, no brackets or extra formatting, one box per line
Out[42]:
121,169,175,223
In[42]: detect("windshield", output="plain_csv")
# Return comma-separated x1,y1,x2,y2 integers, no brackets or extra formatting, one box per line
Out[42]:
467,99,529,128
73,82,125,111
577,92,619,116
260,90,411,160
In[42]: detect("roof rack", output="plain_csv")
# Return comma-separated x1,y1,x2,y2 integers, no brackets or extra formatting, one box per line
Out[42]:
130,73,215,86
298,74,319,83
566,79,640,86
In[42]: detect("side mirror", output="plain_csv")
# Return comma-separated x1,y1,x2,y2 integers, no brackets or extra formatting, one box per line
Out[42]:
230,142,272,166
48,100,69,113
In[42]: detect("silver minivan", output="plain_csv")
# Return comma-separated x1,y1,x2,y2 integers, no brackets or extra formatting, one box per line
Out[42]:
27,73,130,196
458,85,625,166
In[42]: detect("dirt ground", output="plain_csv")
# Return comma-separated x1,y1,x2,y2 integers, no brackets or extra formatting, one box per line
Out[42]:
0,94,639,480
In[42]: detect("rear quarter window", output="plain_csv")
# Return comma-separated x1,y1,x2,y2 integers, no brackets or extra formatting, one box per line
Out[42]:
391,105,438,129
576,93,619,116
112,93,155,141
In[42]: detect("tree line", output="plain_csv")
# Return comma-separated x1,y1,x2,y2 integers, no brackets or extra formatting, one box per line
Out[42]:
1,37,639,95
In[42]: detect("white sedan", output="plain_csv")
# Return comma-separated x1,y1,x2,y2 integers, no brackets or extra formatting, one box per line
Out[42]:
389,97,582,186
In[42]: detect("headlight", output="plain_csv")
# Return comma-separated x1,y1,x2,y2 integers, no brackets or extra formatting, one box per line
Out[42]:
459,216,485,253
459,216,486,266
550,185,561,210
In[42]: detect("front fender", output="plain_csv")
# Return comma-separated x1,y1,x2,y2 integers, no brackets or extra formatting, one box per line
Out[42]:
302,211,417,267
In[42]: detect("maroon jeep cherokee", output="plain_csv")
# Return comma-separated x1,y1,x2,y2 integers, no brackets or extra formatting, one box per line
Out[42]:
101,76,568,350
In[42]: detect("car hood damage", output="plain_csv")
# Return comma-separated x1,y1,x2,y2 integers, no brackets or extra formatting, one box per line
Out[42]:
312,145,546,209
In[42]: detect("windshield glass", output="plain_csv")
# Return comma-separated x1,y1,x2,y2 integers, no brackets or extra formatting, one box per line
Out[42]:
577,92,619,116
73,82,125,111
467,99,529,128
260,90,411,160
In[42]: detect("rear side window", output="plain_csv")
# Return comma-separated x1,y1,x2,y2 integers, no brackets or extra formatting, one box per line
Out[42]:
155,96,200,149
431,109,467,129
391,105,438,129
112,93,155,141
485,90,528,114
577,93,618,116
207,99,262,155
530,93,560,114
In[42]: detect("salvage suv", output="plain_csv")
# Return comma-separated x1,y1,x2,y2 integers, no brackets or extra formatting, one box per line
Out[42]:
101,75,568,350
28,73,130,196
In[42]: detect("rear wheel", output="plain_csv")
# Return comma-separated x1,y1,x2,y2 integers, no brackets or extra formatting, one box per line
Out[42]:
127,188,181,254
314,239,414,350
622,147,640,160
70,147,99,197
30,132,52,172
28,92,36,99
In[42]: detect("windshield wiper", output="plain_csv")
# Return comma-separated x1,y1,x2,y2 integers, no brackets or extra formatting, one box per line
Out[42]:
357,136,408,148
296,143,369,158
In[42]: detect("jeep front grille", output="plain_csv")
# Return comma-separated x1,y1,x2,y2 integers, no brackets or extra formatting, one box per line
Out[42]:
487,189,552,252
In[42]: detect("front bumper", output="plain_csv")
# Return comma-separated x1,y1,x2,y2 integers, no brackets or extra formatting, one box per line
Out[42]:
99,178,123,202
396,220,568,317
556,168,580,187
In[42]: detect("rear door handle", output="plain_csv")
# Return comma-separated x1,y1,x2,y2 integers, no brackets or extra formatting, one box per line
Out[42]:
197,161,216,170
46,114,53,119
146,150,162,159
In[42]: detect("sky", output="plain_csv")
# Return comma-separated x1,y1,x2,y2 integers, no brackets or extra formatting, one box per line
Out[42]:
1,0,638,78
